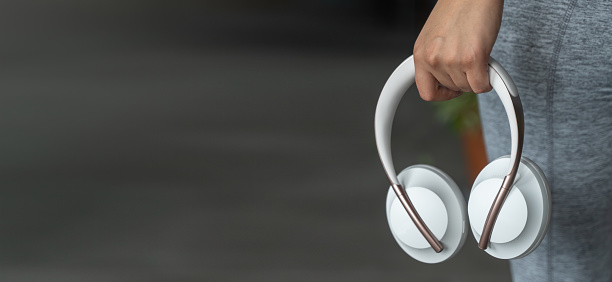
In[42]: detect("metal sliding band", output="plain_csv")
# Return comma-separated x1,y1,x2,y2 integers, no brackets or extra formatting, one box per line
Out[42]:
477,82,525,250
391,183,444,253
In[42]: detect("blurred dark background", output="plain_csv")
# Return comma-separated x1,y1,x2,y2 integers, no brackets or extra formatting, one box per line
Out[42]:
0,1,510,281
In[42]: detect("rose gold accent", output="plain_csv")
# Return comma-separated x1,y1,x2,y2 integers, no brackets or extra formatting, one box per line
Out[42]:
477,73,525,249
391,183,444,253
477,176,513,250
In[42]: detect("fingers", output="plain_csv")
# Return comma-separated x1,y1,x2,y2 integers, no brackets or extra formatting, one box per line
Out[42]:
415,53,492,101
448,70,472,93
439,52,490,94
415,68,463,102
466,62,492,94
410,0,502,100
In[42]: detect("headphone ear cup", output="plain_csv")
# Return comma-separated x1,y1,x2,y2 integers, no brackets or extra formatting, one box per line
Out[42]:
386,165,469,264
468,156,551,259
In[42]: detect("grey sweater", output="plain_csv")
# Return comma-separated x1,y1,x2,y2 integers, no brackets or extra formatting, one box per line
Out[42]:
478,0,612,281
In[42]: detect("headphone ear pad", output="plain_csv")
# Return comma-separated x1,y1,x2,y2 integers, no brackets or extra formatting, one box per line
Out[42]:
468,156,551,259
386,165,469,264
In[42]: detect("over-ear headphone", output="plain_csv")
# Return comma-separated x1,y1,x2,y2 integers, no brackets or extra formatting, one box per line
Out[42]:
374,55,551,263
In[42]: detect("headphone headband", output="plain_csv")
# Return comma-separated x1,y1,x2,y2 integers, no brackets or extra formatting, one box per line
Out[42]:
374,55,524,251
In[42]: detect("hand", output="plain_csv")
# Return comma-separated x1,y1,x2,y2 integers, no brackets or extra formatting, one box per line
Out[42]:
413,0,503,101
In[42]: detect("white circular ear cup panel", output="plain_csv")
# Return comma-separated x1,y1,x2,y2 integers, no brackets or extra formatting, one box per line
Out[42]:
468,178,528,243
386,165,468,263
389,187,449,249
469,156,551,259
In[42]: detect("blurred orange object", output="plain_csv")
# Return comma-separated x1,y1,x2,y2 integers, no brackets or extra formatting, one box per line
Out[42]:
461,128,488,183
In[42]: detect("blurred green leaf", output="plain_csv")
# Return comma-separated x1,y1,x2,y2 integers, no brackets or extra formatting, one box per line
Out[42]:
431,92,481,134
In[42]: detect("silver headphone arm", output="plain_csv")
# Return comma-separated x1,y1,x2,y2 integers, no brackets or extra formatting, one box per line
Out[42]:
477,64,525,250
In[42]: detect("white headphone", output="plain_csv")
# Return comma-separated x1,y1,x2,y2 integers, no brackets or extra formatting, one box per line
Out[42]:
374,55,551,263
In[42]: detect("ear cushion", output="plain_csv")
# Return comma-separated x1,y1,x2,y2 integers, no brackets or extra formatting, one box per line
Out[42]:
468,156,551,259
386,165,468,263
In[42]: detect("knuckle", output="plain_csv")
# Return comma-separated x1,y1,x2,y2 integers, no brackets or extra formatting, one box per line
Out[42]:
425,52,441,67
462,47,487,69
413,41,424,55
461,52,477,68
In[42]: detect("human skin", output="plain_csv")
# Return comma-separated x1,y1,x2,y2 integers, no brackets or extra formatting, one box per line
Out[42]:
413,0,504,101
